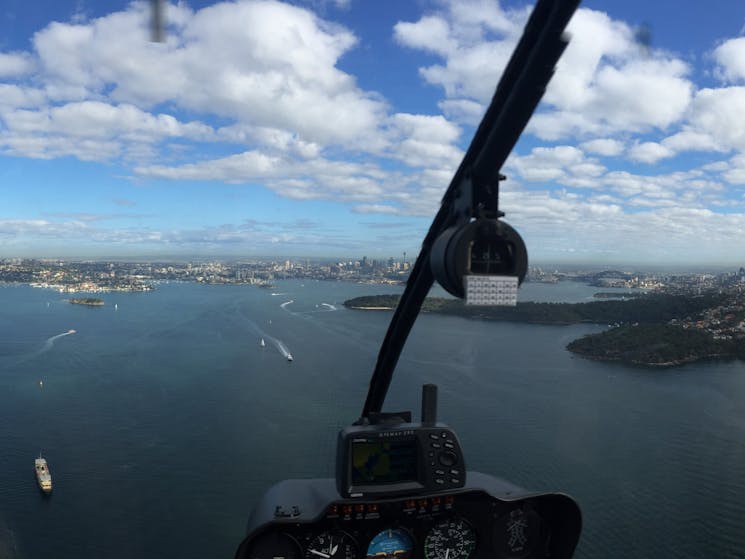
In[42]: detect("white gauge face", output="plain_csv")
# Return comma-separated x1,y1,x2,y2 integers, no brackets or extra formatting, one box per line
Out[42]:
305,531,357,559
424,518,477,559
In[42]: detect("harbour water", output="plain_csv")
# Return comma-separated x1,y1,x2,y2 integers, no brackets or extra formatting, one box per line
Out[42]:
0,280,743,558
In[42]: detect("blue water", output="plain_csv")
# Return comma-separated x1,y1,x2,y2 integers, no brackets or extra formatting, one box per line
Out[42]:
0,280,743,558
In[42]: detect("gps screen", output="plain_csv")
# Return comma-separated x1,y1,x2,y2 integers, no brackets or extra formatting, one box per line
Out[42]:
351,440,419,485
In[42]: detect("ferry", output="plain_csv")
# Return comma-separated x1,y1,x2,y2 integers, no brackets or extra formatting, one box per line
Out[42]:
35,454,52,494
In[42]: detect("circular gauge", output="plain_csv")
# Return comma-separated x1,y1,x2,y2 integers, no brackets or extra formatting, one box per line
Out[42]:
305,531,358,559
366,528,414,559
240,531,302,559
424,518,477,559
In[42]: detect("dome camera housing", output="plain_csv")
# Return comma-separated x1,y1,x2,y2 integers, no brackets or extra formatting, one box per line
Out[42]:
430,219,528,300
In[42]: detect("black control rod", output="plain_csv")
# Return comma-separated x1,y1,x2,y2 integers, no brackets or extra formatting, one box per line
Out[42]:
360,0,580,420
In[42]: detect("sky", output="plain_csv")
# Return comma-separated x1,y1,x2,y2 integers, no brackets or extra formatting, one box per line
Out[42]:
1,0,745,266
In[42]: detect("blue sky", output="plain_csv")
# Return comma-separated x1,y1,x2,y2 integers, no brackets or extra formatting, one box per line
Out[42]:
1,0,745,265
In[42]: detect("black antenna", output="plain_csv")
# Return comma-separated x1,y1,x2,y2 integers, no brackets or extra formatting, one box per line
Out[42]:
421,384,437,425
360,0,580,420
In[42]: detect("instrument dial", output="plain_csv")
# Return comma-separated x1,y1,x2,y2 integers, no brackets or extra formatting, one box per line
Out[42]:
366,528,414,559
244,531,302,559
305,531,357,559
424,518,477,559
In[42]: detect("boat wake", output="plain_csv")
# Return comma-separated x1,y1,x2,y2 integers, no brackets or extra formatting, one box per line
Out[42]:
261,333,293,361
321,303,337,311
40,329,76,354
280,300,294,311
243,319,293,362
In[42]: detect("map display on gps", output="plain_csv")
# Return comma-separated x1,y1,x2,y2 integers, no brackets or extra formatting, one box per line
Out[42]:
351,441,418,484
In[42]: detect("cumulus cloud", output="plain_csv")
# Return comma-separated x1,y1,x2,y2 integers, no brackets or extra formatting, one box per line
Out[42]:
507,146,605,185
3,0,745,263
28,1,386,147
628,142,674,164
714,37,745,83
384,113,463,168
497,189,745,265
686,87,745,152
394,3,693,139
0,0,471,216
580,138,625,156
0,52,35,77
394,0,526,104
135,150,391,202
0,0,399,166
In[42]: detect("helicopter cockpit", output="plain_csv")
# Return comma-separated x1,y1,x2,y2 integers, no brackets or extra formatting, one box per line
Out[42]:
234,1,582,558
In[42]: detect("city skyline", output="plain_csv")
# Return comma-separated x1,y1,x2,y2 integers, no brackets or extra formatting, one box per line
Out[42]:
2,0,745,264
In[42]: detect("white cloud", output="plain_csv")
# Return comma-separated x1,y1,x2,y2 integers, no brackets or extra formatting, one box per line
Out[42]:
6,102,211,140
393,15,456,57
27,0,386,148
3,0,745,264
0,52,34,77
628,142,674,164
135,151,389,202
723,154,745,184
437,99,484,125
353,204,402,215
714,37,745,83
508,146,605,185
0,101,214,160
686,87,745,152
580,138,625,156
497,188,745,264
395,4,693,139
385,113,463,168
0,84,45,110
545,9,634,110
393,0,527,115
661,130,720,153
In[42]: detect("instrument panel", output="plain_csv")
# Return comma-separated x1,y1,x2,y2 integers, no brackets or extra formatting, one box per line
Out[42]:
235,473,581,559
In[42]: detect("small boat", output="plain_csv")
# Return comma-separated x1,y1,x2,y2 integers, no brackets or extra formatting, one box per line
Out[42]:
35,454,52,494
286,353,293,362
260,338,266,348
39,380,43,388
114,304,118,310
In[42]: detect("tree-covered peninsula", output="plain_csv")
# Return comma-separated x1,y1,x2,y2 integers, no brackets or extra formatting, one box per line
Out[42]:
344,292,745,367
567,324,745,366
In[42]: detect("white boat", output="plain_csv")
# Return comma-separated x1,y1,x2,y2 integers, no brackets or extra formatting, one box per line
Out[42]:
35,454,52,494
260,338,266,348
286,353,293,362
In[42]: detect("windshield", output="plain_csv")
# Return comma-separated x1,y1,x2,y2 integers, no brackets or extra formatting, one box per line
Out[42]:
1,1,744,558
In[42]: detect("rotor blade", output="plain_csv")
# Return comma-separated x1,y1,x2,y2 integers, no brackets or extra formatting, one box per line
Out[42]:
151,0,165,42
